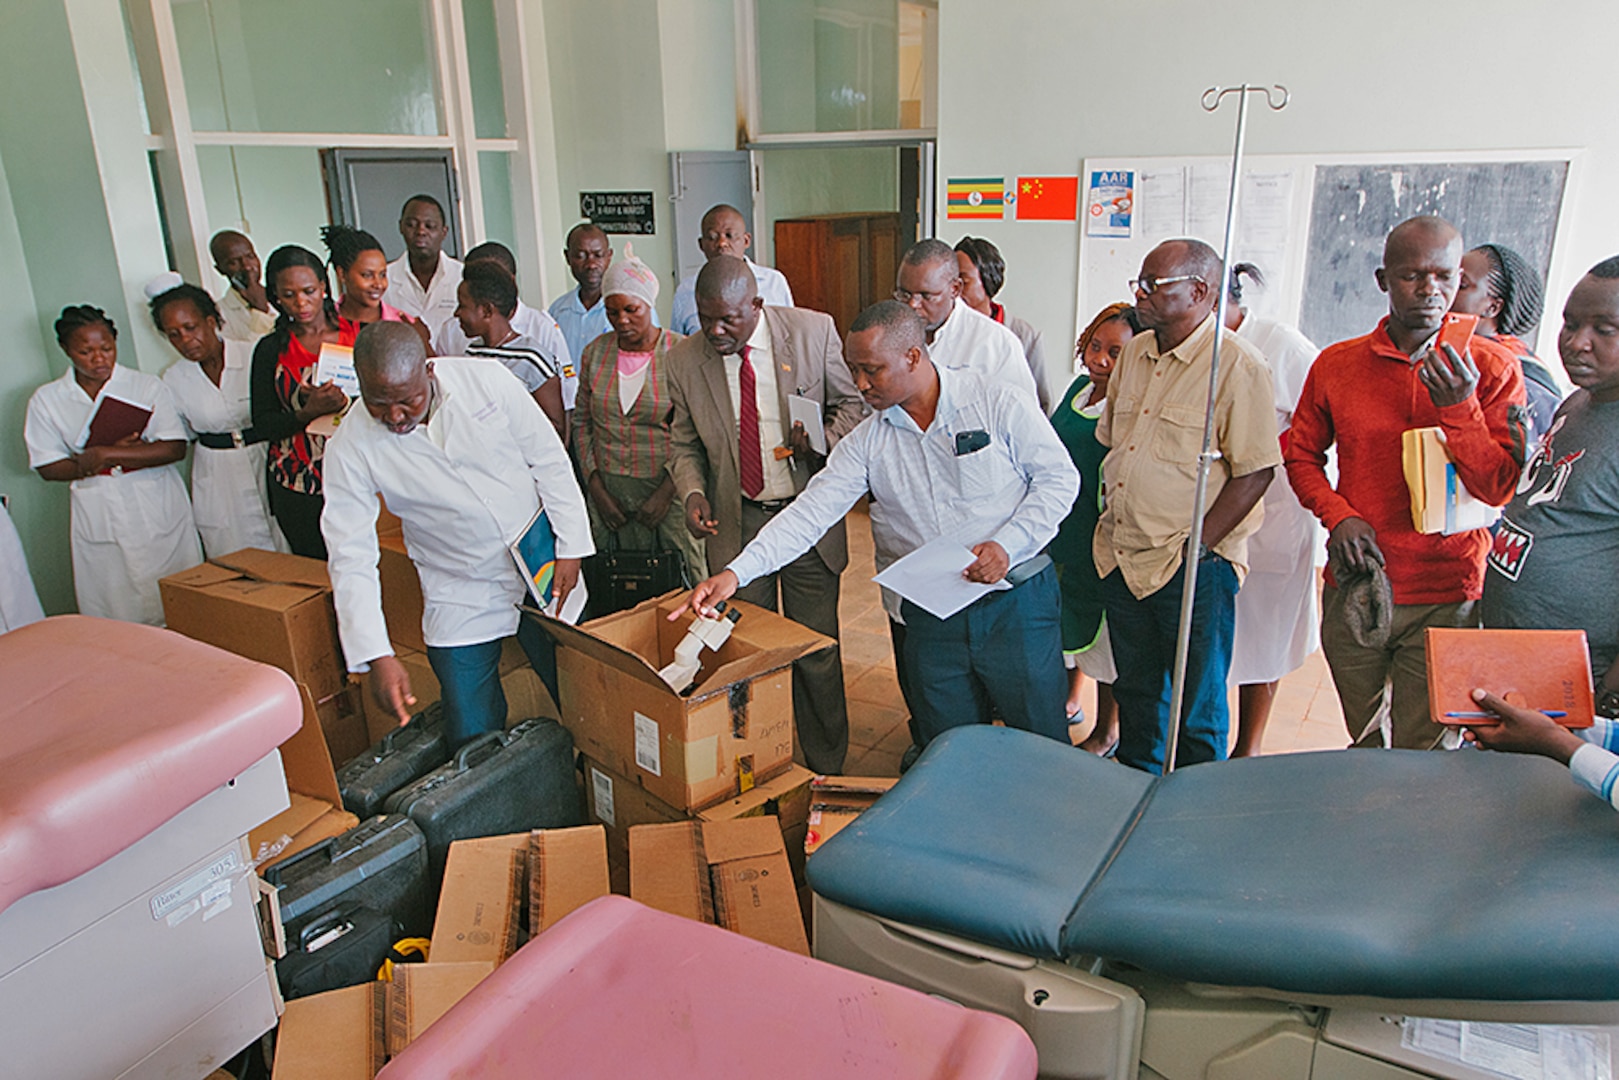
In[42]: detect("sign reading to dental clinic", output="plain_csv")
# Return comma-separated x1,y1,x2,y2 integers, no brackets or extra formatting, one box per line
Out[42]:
580,191,656,235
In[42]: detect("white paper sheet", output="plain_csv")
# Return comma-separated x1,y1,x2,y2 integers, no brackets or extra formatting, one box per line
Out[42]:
1403,1018,1613,1080
872,535,1012,621
787,394,827,455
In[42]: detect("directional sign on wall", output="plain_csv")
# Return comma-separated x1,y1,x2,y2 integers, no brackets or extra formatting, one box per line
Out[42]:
580,191,656,235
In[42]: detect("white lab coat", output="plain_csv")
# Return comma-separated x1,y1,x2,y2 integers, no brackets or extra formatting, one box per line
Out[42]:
928,298,1041,406
0,502,45,632
1230,315,1326,685
322,357,593,668
24,365,202,625
162,340,285,559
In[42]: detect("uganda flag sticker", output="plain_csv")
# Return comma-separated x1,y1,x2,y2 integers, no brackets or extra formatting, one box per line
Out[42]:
946,177,1005,220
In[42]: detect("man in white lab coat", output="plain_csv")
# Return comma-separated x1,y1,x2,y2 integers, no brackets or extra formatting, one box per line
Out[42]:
322,322,593,747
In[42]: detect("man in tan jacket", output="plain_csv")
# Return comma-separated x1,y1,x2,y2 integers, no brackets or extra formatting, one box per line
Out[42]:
667,256,866,772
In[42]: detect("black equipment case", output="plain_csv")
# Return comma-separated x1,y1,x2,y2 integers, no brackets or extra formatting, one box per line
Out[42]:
261,814,432,938
335,702,452,819
381,717,584,884
275,903,398,1001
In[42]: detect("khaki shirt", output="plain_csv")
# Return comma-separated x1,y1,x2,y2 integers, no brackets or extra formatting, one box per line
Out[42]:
1094,311,1281,599
216,286,277,344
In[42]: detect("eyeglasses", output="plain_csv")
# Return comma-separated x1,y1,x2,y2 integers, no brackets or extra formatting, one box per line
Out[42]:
893,287,950,304
1128,273,1204,296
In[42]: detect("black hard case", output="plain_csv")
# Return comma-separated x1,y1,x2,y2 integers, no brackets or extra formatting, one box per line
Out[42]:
381,717,583,883
275,903,398,1001
262,814,432,938
336,702,452,819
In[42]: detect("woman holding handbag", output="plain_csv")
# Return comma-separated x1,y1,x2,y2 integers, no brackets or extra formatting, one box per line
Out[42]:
573,245,706,609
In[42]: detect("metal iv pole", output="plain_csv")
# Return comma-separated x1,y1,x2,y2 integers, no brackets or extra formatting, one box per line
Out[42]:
1161,83,1289,775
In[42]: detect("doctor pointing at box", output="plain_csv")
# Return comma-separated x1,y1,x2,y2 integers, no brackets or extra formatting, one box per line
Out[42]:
322,322,593,749
676,301,1079,749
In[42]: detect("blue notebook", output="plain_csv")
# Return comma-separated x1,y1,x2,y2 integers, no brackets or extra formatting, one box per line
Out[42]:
509,505,557,608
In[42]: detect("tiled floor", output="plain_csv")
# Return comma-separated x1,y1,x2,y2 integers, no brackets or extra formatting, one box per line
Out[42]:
835,503,1351,776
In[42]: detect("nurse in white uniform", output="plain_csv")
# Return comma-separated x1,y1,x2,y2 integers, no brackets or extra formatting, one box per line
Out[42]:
150,281,285,558
1223,264,1327,756
24,304,202,625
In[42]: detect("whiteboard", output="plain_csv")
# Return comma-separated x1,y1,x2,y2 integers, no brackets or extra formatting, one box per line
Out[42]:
1074,148,1580,358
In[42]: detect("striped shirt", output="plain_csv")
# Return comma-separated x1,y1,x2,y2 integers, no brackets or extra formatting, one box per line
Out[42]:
467,333,562,395
573,329,682,481
1569,717,1619,809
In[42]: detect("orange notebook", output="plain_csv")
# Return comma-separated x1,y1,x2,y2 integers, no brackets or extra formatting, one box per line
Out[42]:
1426,627,1594,728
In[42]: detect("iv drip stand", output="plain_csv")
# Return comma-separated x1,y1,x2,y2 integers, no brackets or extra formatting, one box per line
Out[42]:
1161,83,1289,775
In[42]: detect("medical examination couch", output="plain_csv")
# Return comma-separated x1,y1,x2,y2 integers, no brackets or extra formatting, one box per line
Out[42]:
0,616,301,1079
808,725,1619,1080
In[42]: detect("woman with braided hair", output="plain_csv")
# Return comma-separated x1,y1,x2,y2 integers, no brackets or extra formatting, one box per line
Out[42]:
1454,242,1563,440
321,223,432,349
24,304,201,623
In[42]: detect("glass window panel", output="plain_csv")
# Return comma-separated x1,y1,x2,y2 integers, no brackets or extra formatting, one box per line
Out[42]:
478,151,514,252
196,145,331,259
756,146,896,263
172,0,441,135
462,0,508,139
757,0,901,134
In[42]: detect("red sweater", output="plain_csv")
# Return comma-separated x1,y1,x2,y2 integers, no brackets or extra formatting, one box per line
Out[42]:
1284,318,1527,604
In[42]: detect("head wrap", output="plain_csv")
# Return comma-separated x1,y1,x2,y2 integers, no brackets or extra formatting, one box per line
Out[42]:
601,241,659,309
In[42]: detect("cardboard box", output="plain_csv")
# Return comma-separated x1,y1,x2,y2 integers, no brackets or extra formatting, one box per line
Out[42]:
270,963,495,1078
628,818,808,955
430,834,528,966
584,757,815,894
359,649,443,745
317,682,370,765
385,961,495,1056
379,535,426,653
528,826,611,933
531,594,832,812
804,776,897,856
270,983,384,1080
160,548,345,700
250,686,361,866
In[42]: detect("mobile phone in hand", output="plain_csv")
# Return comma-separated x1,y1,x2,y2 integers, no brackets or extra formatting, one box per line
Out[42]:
1436,312,1479,361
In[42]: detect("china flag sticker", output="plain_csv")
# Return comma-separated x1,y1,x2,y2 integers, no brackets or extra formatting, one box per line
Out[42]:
1014,176,1079,221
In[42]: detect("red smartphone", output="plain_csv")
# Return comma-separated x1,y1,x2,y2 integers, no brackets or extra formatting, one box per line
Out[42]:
1435,311,1479,358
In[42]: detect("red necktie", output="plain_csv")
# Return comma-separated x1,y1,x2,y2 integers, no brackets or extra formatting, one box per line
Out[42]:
737,344,764,499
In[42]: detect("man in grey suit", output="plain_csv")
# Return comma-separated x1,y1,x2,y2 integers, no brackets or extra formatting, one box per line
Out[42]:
667,256,867,772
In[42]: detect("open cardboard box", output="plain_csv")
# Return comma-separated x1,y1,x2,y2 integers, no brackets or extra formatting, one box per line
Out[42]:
584,756,814,895
160,548,345,699
250,685,361,867
526,593,832,812
628,817,808,956
429,826,610,967
804,776,897,855
269,960,495,1079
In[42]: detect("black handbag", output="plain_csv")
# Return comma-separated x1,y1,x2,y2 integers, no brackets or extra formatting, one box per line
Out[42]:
584,530,691,616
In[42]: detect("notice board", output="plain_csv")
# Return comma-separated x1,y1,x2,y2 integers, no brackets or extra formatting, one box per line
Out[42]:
1075,150,1576,356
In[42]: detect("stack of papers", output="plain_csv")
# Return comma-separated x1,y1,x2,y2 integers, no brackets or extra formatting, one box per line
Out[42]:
872,536,1012,621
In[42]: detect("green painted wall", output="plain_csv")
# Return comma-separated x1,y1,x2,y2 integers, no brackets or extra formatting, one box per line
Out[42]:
0,145,73,615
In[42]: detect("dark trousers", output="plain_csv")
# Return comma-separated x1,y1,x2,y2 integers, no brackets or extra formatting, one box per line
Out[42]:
734,500,848,774
425,615,558,749
888,616,921,745
1101,553,1237,774
270,483,327,560
899,564,1068,746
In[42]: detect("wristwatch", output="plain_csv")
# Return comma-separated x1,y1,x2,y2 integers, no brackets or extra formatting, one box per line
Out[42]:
109,465,124,478
1597,686,1619,719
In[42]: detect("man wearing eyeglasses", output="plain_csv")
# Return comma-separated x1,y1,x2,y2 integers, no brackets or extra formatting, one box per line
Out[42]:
1095,238,1281,774
894,239,1040,406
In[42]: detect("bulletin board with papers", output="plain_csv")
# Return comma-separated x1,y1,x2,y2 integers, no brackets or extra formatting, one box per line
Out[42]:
1074,149,1579,357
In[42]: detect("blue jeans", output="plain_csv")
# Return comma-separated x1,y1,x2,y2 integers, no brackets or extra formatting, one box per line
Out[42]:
900,563,1069,746
1101,553,1237,774
425,616,558,749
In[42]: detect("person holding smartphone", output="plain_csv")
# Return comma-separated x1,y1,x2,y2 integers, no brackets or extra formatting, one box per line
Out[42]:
1285,215,1528,752
209,230,278,344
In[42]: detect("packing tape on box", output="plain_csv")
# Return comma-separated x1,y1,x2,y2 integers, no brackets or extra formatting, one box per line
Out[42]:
684,734,719,783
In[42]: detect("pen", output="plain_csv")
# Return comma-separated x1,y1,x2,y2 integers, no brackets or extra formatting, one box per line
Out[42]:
1445,710,1567,719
